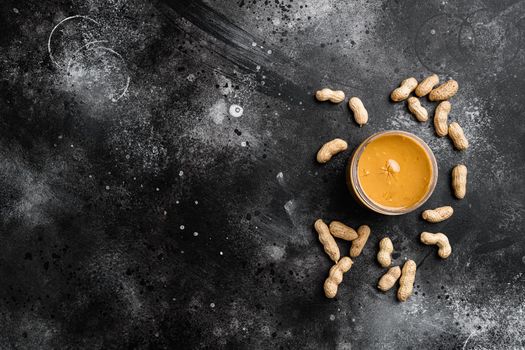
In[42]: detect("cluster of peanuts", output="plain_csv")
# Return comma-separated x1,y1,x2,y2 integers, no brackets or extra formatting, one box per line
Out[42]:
390,74,468,200
314,219,370,298
392,77,463,141
313,219,452,301
312,74,470,302
313,218,452,302
313,87,368,163
376,229,451,302
313,88,360,163
315,89,369,127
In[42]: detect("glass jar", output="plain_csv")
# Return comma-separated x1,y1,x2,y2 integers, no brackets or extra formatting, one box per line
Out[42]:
346,130,438,215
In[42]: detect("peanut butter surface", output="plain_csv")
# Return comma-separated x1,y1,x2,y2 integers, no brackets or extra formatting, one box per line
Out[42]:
357,133,433,208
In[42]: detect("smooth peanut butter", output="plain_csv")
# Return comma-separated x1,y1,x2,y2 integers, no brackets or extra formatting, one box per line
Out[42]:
356,133,433,208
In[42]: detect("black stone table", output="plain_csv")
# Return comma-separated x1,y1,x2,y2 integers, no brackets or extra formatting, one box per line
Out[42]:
0,0,524,348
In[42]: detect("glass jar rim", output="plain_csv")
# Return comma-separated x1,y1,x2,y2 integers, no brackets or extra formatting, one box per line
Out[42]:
348,130,438,215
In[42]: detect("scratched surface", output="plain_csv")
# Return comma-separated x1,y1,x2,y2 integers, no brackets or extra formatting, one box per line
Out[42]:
0,0,524,349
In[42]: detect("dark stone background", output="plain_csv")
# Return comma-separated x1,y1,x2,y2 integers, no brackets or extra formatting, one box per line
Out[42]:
0,0,524,348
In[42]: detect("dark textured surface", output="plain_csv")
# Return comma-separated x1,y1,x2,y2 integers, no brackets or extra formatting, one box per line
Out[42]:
1,0,524,348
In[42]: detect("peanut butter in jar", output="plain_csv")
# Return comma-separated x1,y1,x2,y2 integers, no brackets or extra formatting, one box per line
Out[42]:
347,130,438,215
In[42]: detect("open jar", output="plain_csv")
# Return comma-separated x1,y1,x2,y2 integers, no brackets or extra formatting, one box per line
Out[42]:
347,130,438,215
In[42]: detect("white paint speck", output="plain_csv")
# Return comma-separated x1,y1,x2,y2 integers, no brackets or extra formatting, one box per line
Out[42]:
251,42,257,47
229,104,244,118
219,251,223,255
284,200,296,217
265,245,285,261
193,232,199,237
105,186,110,190
156,188,159,191
276,172,285,187
194,201,198,205
241,141,247,147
